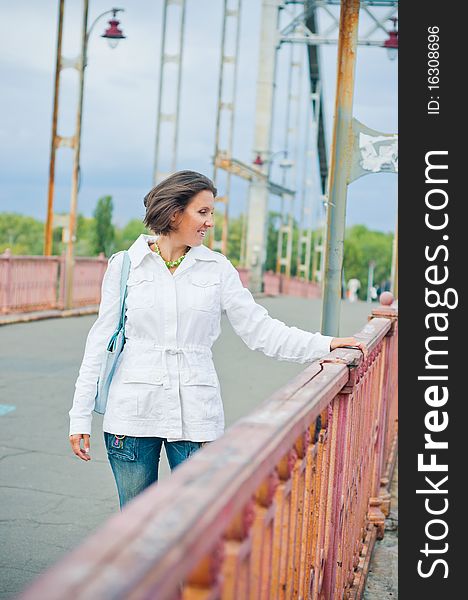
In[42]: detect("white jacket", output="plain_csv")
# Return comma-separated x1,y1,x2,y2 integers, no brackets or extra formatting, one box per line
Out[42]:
69,234,333,441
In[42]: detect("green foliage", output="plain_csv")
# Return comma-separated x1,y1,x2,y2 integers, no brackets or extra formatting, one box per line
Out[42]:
0,206,144,258
0,213,44,254
114,219,150,251
264,211,312,277
207,213,244,266
92,196,115,256
265,211,281,272
0,207,393,297
343,225,393,299
238,214,392,296
226,214,244,266
222,210,318,278
75,214,96,256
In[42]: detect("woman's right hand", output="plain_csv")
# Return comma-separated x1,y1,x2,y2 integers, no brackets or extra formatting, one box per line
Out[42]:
69,434,91,461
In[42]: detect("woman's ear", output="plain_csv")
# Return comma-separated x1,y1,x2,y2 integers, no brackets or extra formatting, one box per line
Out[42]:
171,209,183,225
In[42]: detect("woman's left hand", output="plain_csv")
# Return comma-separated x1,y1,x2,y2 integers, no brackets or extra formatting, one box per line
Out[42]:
330,336,368,360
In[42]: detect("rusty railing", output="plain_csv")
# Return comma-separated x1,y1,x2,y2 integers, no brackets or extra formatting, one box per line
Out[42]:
20,300,398,600
263,270,322,299
0,254,314,315
0,251,107,313
0,250,62,313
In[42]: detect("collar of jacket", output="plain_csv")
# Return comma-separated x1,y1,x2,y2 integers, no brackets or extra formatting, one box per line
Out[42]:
127,234,223,269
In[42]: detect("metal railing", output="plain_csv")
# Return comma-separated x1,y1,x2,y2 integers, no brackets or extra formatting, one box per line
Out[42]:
263,270,322,299
0,251,61,313
0,250,107,313
20,301,398,600
0,253,315,314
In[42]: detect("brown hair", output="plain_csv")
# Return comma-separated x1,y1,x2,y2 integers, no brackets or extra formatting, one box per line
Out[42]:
143,170,217,234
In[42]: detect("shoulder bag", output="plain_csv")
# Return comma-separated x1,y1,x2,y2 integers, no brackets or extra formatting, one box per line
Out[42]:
94,251,131,414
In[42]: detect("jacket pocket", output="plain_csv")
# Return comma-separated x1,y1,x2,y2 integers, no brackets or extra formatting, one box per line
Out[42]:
190,273,220,312
126,272,154,309
180,371,218,387
122,367,165,418
180,371,220,421
122,367,165,385
105,433,137,462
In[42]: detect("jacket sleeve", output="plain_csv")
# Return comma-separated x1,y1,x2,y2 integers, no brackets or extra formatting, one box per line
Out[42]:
221,260,333,363
69,252,124,436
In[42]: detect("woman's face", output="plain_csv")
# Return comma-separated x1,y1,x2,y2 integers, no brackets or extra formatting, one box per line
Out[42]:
171,190,215,246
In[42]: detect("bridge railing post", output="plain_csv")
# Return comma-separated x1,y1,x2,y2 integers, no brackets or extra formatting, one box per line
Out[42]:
340,294,398,598
1,249,12,314
220,500,255,599
57,251,66,310
369,294,398,518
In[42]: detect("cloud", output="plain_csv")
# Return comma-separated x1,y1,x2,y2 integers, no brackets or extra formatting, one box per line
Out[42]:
0,0,397,233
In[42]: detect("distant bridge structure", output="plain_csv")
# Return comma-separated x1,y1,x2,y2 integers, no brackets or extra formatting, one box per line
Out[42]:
152,0,398,295
40,0,397,320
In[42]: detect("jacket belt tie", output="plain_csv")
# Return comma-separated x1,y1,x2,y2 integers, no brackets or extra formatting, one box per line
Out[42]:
161,347,189,390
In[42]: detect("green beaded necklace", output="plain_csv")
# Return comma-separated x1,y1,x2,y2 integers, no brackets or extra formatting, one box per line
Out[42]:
152,242,189,269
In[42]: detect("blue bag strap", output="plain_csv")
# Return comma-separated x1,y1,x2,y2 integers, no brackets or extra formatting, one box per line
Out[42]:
107,251,131,352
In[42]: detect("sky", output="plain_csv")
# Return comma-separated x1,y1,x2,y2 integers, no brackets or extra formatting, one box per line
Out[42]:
0,0,398,233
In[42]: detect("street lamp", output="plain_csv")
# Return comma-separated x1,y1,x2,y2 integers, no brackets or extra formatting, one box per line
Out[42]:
253,150,293,177
101,9,126,49
63,5,126,310
383,18,398,61
44,1,126,310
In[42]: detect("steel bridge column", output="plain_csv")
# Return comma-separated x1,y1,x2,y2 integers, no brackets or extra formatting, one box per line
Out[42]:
245,0,281,293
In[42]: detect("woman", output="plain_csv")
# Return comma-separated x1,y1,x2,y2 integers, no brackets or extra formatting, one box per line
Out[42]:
69,170,366,508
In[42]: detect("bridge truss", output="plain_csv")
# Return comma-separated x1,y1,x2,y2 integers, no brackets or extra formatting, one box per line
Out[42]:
152,0,398,286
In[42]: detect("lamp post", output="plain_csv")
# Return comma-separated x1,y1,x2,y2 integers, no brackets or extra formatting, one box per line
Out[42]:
253,150,293,175
321,0,360,337
64,6,125,309
100,9,126,48
44,1,125,310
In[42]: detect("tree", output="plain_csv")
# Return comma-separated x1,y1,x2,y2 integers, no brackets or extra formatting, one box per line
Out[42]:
75,214,96,256
0,213,44,255
343,225,393,300
92,196,115,256
264,211,304,276
265,211,281,272
206,213,243,265
226,214,244,266
114,219,150,251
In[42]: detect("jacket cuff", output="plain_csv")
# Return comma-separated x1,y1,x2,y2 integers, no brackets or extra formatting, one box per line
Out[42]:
69,416,92,437
316,335,334,358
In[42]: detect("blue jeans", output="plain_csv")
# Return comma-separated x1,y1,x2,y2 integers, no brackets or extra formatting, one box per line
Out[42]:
104,432,204,508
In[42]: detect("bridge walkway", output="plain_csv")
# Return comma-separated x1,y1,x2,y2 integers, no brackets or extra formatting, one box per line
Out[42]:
0,297,372,598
